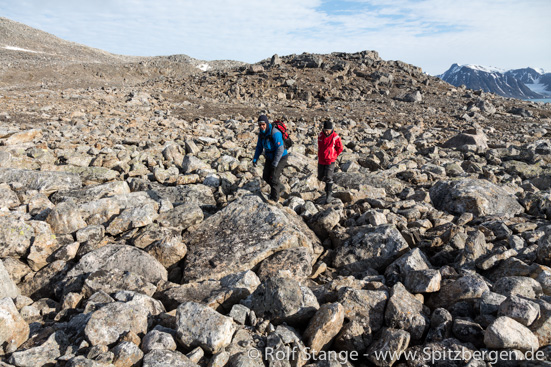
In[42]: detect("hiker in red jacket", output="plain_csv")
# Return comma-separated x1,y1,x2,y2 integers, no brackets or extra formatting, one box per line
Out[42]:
318,120,344,203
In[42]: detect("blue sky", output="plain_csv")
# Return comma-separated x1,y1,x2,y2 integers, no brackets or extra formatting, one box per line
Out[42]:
1,0,550,75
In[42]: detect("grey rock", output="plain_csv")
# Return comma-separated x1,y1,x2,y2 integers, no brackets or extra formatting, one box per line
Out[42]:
452,318,484,347
256,247,313,282
333,224,409,272
8,331,68,367
0,259,20,298
303,302,345,353
493,276,542,298
0,215,34,258
498,295,541,326
430,179,524,217
155,202,204,230
159,270,260,312
84,293,164,346
50,181,131,205
0,168,82,195
66,244,168,284
106,202,159,235
441,130,488,150
143,350,199,367
0,297,29,355
80,268,157,297
46,199,88,234
484,316,539,351
333,172,404,195
384,283,429,341
182,195,321,282
384,248,432,286
111,341,143,367
428,274,489,309
20,260,71,299
403,269,442,293
176,301,236,353
141,330,178,353
365,328,410,367
338,287,388,333
247,275,319,325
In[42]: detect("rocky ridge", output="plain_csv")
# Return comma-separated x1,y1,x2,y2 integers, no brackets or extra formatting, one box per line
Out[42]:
1,17,551,367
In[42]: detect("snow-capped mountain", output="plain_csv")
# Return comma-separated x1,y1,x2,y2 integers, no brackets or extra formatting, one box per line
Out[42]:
438,64,551,100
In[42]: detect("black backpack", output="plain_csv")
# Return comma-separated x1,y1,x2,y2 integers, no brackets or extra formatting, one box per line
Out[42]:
270,120,294,149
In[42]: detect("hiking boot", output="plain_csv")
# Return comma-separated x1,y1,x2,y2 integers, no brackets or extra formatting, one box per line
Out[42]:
325,183,333,204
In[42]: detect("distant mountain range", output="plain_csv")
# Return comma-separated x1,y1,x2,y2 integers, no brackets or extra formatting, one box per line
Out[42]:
438,64,551,100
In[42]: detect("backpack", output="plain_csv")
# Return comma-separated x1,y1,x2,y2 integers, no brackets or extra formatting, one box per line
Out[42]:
270,120,294,149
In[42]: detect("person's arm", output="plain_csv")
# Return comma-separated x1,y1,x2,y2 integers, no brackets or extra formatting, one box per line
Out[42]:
271,131,285,167
253,135,263,163
335,135,344,157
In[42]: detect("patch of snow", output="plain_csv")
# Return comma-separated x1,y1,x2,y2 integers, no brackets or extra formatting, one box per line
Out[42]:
196,63,211,72
464,64,505,74
526,81,551,96
3,45,42,54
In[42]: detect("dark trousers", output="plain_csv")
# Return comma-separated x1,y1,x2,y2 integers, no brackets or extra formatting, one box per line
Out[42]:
318,162,335,193
263,155,289,200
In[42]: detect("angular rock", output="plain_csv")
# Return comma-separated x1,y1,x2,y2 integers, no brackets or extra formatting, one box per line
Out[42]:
176,301,236,354
365,328,410,367
66,244,168,284
0,168,82,195
333,224,409,272
0,215,34,258
430,179,524,217
141,330,177,353
182,195,321,282
8,331,68,367
247,275,319,325
155,202,204,230
338,287,388,333
428,274,489,309
384,283,429,341
143,350,199,367
484,316,539,351
0,297,29,355
106,202,159,235
0,259,20,298
158,270,260,312
498,295,540,326
46,199,88,234
403,269,441,293
303,302,345,353
256,247,313,281
111,341,143,367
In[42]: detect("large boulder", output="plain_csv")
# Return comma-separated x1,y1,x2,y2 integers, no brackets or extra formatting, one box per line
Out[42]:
0,297,29,355
430,179,524,217
181,195,321,282
66,244,168,284
0,168,82,194
333,224,409,272
175,302,236,354
333,172,404,195
0,259,20,298
84,292,164,346
246,275,319,325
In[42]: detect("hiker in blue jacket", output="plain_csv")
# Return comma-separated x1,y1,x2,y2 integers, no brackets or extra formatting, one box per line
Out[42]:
252,115,289,202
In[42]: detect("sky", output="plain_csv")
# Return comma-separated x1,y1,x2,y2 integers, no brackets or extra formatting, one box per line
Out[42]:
1,0,550,75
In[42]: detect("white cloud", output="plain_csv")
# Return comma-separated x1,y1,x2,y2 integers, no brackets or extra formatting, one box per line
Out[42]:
1,0,550,75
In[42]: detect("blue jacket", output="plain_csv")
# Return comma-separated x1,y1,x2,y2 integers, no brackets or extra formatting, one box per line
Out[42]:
253,123,288,167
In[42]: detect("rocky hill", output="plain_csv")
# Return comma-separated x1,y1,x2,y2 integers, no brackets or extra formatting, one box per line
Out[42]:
1,17,551,367
438,64,551,100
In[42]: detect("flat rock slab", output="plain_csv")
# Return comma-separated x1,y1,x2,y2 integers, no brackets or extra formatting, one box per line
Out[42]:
333,171,404,195
0,168,82,195
430,179,524,217
66,244,168,284
182,194,321,283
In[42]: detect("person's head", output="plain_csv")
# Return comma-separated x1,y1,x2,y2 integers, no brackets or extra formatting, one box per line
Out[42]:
258,115,269,132
323,120,333,136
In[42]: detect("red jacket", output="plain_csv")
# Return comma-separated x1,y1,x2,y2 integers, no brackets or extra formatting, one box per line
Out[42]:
318,130,344,165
